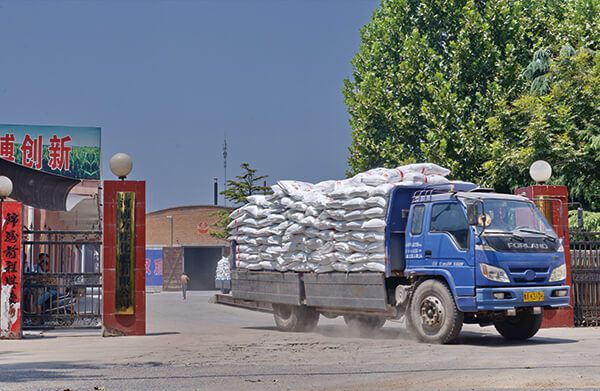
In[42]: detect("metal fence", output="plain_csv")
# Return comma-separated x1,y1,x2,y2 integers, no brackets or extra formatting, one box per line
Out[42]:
570,232,600,327
22,230,102,329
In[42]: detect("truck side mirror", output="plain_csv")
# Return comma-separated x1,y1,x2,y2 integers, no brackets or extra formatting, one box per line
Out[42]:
467,204,479,226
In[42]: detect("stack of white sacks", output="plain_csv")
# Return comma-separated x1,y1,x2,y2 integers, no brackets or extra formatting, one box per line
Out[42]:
215,256,231,281
228,163,451,274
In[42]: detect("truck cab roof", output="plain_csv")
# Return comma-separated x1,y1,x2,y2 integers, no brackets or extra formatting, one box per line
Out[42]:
394,182,531,205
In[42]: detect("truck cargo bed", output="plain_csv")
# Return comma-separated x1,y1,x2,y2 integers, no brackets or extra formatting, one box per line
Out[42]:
232,270,303,306
231,270,389,312
303,272,388,311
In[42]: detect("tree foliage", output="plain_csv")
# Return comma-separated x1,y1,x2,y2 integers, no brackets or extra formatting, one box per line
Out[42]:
484,46,600,209
569,210,600,232
210,163,272,240
209,209,231,240
221,163,272,205
345,0,599,187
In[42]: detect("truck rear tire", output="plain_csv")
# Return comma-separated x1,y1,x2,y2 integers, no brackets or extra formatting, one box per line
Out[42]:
343,315,386,337
408,279,463,344
493,311,543,340
272,304,320,332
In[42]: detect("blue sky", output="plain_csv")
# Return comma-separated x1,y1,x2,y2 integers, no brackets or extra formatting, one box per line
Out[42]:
0,0,379,211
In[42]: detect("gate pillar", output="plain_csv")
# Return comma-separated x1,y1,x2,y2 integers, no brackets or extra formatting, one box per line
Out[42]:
0,201,23,339
516,184,574,328
102,179,146,336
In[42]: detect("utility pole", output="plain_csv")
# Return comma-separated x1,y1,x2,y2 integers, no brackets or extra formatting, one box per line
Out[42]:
213,177,218,206
223,135,228,206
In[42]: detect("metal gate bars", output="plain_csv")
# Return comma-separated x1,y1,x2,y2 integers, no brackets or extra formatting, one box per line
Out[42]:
571,232,600,327
22,230,102,329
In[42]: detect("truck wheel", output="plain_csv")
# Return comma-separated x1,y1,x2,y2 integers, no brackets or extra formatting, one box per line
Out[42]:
408,279,463,344
272,304,320,332
344,315,386,337
493,311,543,340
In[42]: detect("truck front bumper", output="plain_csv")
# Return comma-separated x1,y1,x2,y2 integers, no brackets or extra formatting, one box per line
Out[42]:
475,285,570,311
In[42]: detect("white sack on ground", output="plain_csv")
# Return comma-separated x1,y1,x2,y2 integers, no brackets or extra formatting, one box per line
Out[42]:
229,163,452,273
215,256,231,280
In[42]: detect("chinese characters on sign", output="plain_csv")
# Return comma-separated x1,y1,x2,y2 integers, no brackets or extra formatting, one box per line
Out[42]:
116,192,135,315
145,249,163,287
0,133,72,171
0,202,22,339
144,259,163,276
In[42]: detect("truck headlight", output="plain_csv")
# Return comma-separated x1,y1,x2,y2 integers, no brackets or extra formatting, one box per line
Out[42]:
549,264,566,282
480,263,510,283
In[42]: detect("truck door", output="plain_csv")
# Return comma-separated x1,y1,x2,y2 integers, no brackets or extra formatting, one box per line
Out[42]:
426,202,475,296
405,204,426,264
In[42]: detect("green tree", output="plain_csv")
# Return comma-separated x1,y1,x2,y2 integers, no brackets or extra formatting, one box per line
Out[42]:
208,209,232,240
345,0,599,180
209,163,272,240
221,163,271,205
484,46,600,209
569,210,600,232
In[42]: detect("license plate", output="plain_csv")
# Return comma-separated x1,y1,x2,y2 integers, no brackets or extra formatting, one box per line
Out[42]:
523,291,544,302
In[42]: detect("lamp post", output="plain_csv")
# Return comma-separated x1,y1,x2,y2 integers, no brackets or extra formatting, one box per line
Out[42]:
102,152,147,336
0,176,13,201
519,160,574,327
109,153,133,180
529,160,552,184
166,215,173,247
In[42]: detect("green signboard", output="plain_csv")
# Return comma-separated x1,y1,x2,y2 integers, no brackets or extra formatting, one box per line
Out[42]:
0,124,101,180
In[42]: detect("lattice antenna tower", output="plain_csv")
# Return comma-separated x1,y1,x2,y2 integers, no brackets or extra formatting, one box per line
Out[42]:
223,135,228,207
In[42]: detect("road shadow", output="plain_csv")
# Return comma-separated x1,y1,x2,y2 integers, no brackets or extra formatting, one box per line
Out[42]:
241,326,278,331
145,331,180,336
456,331,578,346
316,324,410,340
242,325,576,346
22,333,57,340
0,361,103,384
242,324,413,340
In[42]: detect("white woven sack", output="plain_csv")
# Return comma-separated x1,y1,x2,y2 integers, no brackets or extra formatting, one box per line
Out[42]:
399,163,450,176
363,207,385,218
246,195,271,207
362,218,386,230
341,198,367,210
365,196,388,208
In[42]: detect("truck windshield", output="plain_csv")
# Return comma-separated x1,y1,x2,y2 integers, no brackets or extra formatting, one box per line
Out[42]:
477,199,557,238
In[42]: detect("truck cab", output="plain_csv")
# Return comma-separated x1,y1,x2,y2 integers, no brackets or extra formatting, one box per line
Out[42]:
388,185,570,343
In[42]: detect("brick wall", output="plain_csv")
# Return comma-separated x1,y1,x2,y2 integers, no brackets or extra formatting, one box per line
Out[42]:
146,205,231,248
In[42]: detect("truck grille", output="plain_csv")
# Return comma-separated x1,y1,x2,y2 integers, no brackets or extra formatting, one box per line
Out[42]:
508,267,548,273
507,266,549,284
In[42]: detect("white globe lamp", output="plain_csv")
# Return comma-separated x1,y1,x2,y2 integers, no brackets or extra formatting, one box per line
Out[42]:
0,176,13,200
529,160,552,184
109,153,133,180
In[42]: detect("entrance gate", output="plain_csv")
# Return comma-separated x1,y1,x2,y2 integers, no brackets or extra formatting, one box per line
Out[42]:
571,232,600,326
22,230,103,329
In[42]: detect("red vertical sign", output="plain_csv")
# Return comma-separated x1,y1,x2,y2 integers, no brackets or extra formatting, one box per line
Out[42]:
0,201,22,339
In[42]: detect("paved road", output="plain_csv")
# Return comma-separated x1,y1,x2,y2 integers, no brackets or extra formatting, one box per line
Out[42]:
1,291,600,390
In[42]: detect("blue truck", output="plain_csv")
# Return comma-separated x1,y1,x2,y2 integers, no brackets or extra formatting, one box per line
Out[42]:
216,182,570,344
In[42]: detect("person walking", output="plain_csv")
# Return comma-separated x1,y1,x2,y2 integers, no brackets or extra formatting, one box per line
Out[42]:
180,273,190,300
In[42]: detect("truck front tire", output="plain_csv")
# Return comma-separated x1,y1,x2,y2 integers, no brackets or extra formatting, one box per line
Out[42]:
408,279,463,344
272,304,319,332
344,315,386,336
493,311,543,340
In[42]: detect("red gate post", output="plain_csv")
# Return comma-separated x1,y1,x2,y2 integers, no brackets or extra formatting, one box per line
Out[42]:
515,183,574,328
102,154,146,336
0,198,23,340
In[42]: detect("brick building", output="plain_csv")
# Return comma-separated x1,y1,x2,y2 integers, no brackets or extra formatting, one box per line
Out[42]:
146,205,231,291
